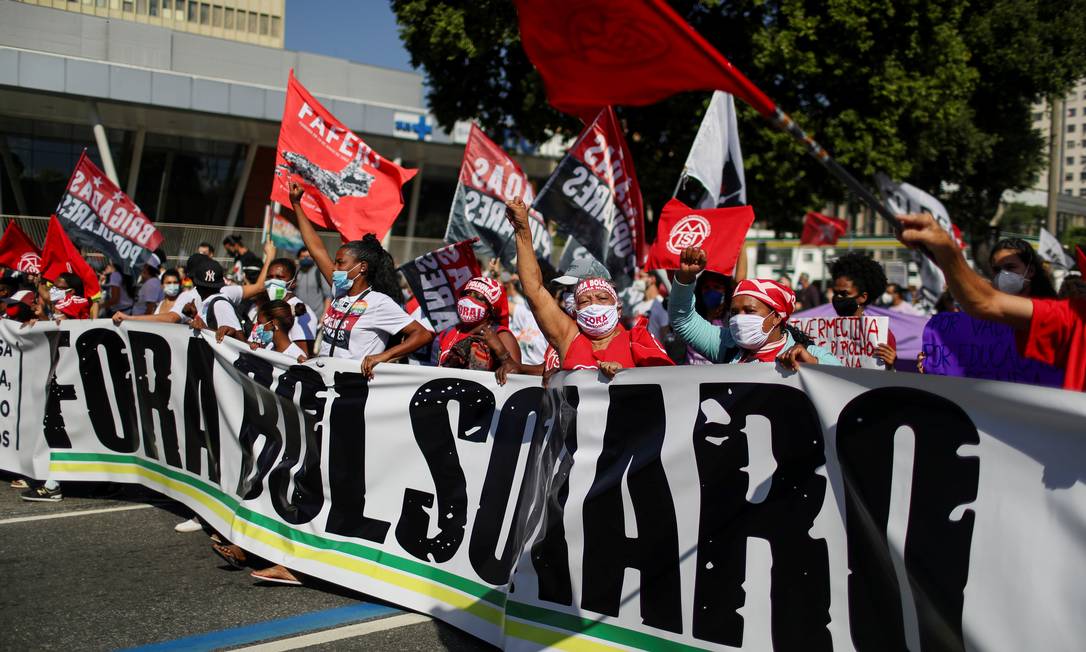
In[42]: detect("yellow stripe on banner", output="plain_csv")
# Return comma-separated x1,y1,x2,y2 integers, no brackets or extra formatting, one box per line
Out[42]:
504,619,627,652
51,461,504,627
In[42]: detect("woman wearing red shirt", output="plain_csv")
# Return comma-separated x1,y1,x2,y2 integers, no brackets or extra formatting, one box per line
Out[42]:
438,276,521,371
897,213,1086,392
505,198,673,378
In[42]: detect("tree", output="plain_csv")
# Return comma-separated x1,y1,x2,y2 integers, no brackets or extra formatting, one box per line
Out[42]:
393,0,1086,240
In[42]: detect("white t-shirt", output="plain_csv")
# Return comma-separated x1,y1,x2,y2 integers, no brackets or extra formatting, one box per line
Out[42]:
318,290,413,360
258,340,306,362
508,295,547,365
170,289,202,323
170,286,241,329
244,295,318,345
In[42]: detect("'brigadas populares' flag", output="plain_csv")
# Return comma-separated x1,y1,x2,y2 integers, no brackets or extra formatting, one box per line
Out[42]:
53,151,163,276
445,124,551,267
0,221,41,274
647,199,753,276
513,0,776,119
41,215,102,300
271,71,417,241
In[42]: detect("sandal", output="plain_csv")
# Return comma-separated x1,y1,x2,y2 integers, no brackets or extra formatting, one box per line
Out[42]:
251,565,302,586
211,542,247,568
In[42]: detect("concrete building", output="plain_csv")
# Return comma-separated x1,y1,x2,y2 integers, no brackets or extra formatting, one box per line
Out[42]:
0,0,558,263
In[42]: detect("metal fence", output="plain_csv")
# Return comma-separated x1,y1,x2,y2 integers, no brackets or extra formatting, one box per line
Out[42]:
0,215,445,270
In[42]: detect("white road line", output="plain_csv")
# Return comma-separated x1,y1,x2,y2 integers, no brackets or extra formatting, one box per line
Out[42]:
234,613,432,652
0,503,152,525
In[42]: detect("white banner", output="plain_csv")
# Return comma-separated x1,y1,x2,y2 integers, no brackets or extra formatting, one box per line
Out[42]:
876,175,955,308
793,316,890,369
1,320,1084,651
1039,227,1075,269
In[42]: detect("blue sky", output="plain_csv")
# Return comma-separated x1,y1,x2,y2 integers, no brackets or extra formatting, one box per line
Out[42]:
284,0,416,72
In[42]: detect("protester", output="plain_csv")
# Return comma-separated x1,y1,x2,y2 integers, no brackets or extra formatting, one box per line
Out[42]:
132,258,164,316
897,213,1086,391
437,276,521,371
777,274,792,289
990,238,1058,298
505,197,673,377
1059,275,1086,300
504,271,549,365
223,235,261,283
236,299,308,362
630,271,670,340
2,290,37,323
683,270,735,365
934,291,960,314
293,246,331,317
229,257,318,355
48,273,91,321
795,272,822,310
884,283,923,316
196,242,215,257
669,246,840,368
829,252,897,370
156,269,183,315
288,182,432,377
101,261,133,316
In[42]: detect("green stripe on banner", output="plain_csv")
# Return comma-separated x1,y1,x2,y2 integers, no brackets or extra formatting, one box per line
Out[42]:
504,601,709,652
50,452,505,606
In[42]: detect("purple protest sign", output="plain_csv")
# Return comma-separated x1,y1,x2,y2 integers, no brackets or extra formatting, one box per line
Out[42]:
921,312,1064,387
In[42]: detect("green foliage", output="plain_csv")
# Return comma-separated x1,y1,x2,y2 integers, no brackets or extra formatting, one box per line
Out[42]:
392,0,1086,238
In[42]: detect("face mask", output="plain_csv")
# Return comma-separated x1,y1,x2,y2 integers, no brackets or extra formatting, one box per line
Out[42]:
881,292,893,305
265,279,289,301
456,297,489,325
576,303,619,338
49,287,68,303
994,270,1026,295
257,324,274,346
163,283,180,297
631,279,647,294
560,291,577,317
702,290,724,310
299,257,315,269
729,313,774,350
832,295,858,317
331,263,361,296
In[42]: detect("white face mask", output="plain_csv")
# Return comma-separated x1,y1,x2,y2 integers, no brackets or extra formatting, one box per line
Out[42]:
631,279,647,294
49,287,68,303
729,313,774,350
576,303,619,338
881,292,893,305
994,270,1027,295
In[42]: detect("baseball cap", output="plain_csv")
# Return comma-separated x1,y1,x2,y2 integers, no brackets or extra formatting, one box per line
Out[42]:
2,290,35,306
553,256,612,286
187,255,225,289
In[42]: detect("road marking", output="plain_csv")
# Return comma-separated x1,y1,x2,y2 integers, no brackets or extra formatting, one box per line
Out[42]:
234,613,431,651
0,503,151,525
122,603,401,651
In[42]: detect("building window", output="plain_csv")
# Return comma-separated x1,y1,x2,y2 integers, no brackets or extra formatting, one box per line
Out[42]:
122,0,134,11
1068,140,1076,149
187,1,197,22
224,6,234,28
271,15,281,38
260,13,270,35
199,2,209,24
248,11,258,32
1065,172,1074,181
1067,156,1074,166
1080,188,1086,197
137,0,147,13
1071,108,1078,117
1032,111,1044,122
148,0,157,15
1069,124,1077,133
212,5,222,27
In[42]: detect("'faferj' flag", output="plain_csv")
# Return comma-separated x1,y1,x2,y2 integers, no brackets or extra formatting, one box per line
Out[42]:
445,124,551,267
533,107,644,285
513,0,776,119
800,212,848,246
41,215,102,300
54,151,163,277
0,221,41,274
271,71,417,241
647,199,753,276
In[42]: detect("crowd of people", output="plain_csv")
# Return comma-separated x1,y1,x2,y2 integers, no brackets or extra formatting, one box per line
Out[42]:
3,184,1084,585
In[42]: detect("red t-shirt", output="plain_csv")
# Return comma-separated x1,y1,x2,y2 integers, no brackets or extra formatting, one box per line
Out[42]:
561,325,674,371
1017,298,1086,392
438,325,512,371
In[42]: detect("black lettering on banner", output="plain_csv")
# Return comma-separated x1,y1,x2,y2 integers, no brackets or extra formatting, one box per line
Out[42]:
75,329,139,453
268,365,326,525
396,378,492,563
229,352,282,501
837,388,979,652
530,386,580,606
581,384,682,634
325,371,391,543
183,336,220,483
469,386,545,584
691,383,830,650
42,330,75,448
127,331,181,467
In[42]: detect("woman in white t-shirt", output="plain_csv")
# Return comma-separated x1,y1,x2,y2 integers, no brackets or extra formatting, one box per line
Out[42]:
237,257,319,356
246,300,308,362
287,181,432,377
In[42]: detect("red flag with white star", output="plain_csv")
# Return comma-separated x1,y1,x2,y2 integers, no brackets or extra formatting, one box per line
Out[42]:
54,151,163,276
41,215,102,301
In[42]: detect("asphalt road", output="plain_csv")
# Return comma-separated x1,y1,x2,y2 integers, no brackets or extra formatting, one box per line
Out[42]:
0,476,495,651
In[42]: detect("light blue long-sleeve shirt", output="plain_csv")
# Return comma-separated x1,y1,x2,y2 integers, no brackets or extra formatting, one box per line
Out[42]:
667,279,842,366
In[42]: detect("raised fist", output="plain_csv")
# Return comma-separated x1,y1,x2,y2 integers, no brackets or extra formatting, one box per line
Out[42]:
288,181,305,204
505,198,530,232
676,246,708,284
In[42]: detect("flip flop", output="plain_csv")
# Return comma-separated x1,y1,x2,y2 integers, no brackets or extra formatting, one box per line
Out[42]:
211,542,246,569
251,567,302,586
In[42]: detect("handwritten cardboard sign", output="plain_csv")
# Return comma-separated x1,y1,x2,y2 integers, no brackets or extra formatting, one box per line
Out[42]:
792,316,889,368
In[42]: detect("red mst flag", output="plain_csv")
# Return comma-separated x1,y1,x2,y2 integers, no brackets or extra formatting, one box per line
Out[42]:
271,71,418,241
1076,245,1086,275
41,216,102,300
0,221,42,274
513,0,777,119
800,211,848,246
647,199,754,276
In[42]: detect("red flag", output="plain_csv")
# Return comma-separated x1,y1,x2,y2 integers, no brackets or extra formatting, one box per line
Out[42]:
647,199,753,276
1076,245,1086,275
513,0,776,119
800,211,848,246
41,216,102,300
0,221,42,274
271,71,417,241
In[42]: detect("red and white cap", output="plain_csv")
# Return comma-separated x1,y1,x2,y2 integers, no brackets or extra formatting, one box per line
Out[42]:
733,279,796,319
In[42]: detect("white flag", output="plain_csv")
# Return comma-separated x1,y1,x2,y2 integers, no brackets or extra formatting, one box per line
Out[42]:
675,91,746,209
1038,227,1075,269
877,174,956,308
